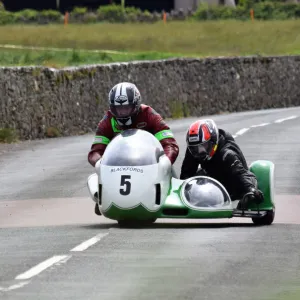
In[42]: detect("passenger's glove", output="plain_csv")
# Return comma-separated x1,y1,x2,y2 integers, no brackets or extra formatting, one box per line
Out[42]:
249,188,264,204
238,188,264,210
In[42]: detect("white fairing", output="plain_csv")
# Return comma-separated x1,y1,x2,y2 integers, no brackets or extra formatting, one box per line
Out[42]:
94,129,172,212
87,173,99,202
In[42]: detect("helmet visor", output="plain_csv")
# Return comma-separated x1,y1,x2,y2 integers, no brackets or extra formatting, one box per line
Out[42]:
188,141,212,160
110,104,136,119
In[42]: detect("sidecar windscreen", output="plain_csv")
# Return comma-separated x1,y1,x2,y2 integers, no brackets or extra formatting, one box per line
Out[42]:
101,129,165,166
183,177,230,208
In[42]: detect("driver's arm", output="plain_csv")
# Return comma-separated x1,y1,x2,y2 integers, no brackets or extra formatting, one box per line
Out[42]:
148,108,179,164
88,114,114,167
222,150,258,193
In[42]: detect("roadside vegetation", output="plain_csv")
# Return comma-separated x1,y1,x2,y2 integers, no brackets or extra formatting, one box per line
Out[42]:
0,2,300,67
0,19,300,67
1,2,300,24
0,47,181,68
0,128,18,143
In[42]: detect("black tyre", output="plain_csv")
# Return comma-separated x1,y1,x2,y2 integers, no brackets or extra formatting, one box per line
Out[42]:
252,209,275,226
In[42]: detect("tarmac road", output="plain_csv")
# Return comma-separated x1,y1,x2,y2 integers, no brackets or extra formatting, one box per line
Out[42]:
0,106,300,300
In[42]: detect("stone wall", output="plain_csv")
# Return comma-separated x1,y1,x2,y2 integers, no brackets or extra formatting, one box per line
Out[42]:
1,56,300,140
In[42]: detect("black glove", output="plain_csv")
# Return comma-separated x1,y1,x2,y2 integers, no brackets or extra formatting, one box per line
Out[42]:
249,188,264,204
238,188,264,210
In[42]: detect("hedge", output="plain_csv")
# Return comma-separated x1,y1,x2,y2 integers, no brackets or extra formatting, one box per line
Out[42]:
1,2,300,24
193,2,300,20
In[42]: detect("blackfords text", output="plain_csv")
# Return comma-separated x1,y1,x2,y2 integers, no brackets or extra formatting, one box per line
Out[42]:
110,167,144,173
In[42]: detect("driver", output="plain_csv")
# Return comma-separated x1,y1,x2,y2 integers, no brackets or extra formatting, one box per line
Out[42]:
180,119,264,210
88,82,180,213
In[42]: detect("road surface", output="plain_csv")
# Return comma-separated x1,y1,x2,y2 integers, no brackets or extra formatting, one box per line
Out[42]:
0,107,300,300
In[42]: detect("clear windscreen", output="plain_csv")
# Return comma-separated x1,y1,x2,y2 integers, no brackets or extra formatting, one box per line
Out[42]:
183,177,230,208
101,129,165,166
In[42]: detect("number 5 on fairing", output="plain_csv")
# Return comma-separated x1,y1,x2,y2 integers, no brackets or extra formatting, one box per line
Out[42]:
120,175,131,195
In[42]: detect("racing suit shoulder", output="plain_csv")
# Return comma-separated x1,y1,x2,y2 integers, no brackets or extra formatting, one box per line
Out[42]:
95,111,115,138
138,104,179,164
219,128,235,142
87,112,115,167
138,105,170,130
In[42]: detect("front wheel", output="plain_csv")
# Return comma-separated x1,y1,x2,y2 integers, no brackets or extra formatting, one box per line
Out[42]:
252,209,275,226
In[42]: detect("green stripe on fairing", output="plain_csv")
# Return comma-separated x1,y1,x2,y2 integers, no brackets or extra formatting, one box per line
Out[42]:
102,202,234,222
103,203,158,221
93,135,110,145
155,129,174,141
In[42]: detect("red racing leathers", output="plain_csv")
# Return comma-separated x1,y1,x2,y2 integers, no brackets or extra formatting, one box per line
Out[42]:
88,104,179,167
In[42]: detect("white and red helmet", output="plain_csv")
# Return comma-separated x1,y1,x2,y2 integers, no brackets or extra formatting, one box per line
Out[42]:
186,119,219,161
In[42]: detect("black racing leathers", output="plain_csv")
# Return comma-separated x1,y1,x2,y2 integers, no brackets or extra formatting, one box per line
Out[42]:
180,129,257,200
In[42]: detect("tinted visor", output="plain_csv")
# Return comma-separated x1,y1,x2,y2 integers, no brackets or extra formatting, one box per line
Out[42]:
110,104,136,119
188,141,212,160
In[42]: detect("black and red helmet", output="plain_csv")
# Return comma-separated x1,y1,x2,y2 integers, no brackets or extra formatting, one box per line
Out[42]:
186,119,219,162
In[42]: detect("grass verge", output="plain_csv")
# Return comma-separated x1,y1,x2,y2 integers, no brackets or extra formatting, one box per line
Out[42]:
0,47,185,67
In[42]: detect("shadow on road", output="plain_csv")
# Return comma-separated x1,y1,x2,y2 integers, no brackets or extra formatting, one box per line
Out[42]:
80,221,268,230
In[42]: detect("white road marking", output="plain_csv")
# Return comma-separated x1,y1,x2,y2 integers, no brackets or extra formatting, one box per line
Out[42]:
234,128,249,136
15,255,71,280
70,233,109,252
233,115,298,137
0,281,30,292
274,116,298,123
250,123,270,128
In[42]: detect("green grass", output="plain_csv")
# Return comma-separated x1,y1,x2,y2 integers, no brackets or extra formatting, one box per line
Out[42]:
0,48,181,67
0,128,18,143
1,20,300,66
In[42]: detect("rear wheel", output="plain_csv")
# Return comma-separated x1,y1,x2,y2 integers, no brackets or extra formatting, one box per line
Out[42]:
252,209,275,225
118,219,157,228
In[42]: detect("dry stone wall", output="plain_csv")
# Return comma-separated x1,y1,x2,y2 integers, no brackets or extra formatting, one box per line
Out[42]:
1,56,300,140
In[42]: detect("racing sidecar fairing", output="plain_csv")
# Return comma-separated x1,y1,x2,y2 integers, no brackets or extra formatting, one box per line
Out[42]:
87,129,275,226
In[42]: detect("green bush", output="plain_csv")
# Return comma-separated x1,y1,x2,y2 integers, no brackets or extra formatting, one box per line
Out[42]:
0,128,18,143
1,3,300,25
193,3,248,20
97,4,126,22
40,9,62,22
252,2,300,19
72,6,88,15
0,11,16,24
96,4,153,23
14,9,39,23
70,6,89,22
193,2,300,20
